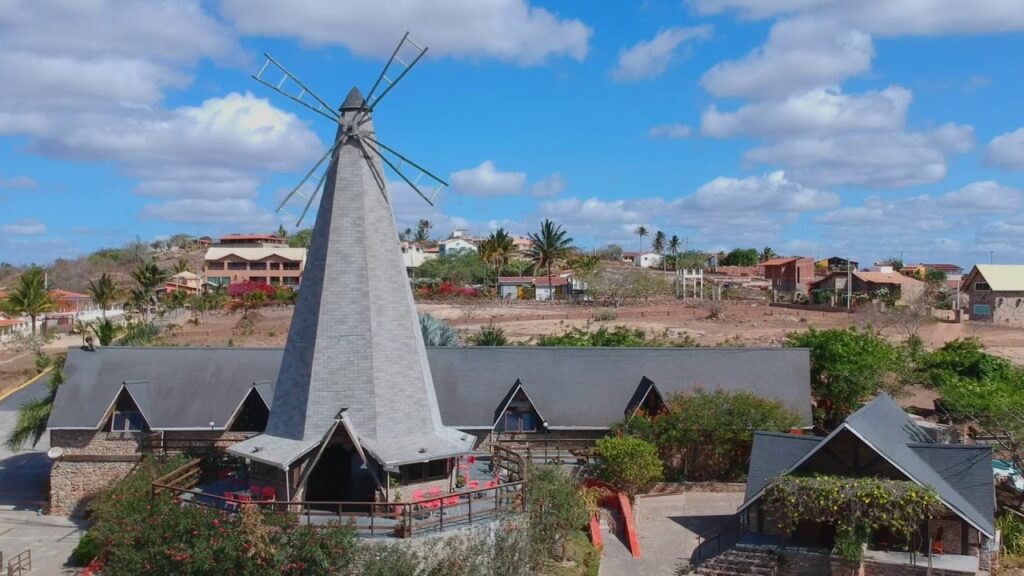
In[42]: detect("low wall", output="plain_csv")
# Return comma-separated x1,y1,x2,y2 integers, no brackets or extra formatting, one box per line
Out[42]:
50,459,138,516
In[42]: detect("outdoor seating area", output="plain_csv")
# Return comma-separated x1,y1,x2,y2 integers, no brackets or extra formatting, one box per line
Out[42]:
152,451,527,538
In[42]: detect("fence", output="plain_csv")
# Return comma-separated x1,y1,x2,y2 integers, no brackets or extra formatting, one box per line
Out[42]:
7,550,31,576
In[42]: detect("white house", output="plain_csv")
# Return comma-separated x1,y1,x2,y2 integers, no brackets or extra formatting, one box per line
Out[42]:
400,242,437,269
0,313,31,345
635,252,664,269
438,237,477,256
497,276,571,301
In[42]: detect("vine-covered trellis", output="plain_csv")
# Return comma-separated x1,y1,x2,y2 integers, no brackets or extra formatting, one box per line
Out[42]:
763,475,944,562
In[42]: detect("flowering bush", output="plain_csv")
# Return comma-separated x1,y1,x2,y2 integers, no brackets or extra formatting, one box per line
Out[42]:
763,475,943,561
227,281,275,299
417,281,481,299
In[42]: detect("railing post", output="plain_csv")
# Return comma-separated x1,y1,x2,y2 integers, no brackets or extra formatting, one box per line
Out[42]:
468,490,473,524
439,497,444,532
369,503,374,536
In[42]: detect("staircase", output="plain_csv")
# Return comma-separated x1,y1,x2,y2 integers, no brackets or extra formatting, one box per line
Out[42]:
695,544,778,576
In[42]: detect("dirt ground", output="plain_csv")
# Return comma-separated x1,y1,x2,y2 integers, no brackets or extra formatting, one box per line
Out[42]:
0,352,39,399
142,299,1024,364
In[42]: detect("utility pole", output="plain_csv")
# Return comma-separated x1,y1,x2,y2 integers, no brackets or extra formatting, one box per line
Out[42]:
990,251,994,265
846,257,852,310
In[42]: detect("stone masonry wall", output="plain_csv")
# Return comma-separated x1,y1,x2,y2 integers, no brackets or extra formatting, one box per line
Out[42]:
50,460,138,516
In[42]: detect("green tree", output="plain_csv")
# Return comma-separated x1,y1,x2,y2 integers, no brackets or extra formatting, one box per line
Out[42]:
419,313,459,346
479,228,515,291
7,360,63,451
721,248,759,267
468,324,508,346
288,228,313,248
526,466,589,561
616,388,799,481
785,328,901,430
277,224,288,239
414,219,433,243
417,252,489,285
130,262,167,320
668,235,681,270
5,267,55,335
879,256,903,271
633,225,648,253
527,219,574,298
651,230,666,273
91,318,120,346
760,246,777,262
591,436,663,499
537,325,651,346
86,272,119,320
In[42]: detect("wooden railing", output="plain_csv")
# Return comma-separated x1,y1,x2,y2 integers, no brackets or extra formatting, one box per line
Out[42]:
7,549,31,576
151,480,525,538
141,432,250,456
151,458,202,496
498,438,595,466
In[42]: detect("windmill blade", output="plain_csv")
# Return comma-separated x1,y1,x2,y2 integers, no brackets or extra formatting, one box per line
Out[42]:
276,144,337,226
359,133,446,205
361,32,428,113
254,54,341,124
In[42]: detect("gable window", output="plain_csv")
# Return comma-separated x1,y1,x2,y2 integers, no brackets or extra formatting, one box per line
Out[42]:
505,410,537,433
111,411,145,432
975,281,990,291
495,384,543,434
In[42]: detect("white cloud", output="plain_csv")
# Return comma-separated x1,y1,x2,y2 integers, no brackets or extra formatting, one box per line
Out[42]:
939,181,1024,212
221,0,592,65
611,26,713,82
649,123,693,139
745,123,975,188
702,86,911,138
987,127,1024,170
540,197,644,225
1,218,47,235
0,176,38,189
450,161,526,196
700,17,873,99
674,170,838,212
688,0,1024,36
529,173,567,198
141,199,277,227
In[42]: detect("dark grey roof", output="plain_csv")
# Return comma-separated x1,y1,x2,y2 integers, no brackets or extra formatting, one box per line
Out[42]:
49,347,282,430
744,432,821,502
49,346,813,432
429,347,813,428
845,395,994,536
742,394,995,538
341,86,365,110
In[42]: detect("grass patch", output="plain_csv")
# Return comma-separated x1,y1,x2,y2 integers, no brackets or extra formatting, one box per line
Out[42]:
543,530,600,576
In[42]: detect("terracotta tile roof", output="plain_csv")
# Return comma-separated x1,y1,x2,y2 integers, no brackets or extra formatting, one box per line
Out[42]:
759,257,802,267
49,289,89,300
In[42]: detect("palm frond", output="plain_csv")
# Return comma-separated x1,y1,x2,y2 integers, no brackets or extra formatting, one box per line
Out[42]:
6,397,53,451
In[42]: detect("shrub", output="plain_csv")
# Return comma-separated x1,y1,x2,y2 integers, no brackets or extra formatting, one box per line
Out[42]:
537,326,651,347
591,436,663,499
593,308,617,322
468,324,508,346
526,466,589,562
614,388,799,481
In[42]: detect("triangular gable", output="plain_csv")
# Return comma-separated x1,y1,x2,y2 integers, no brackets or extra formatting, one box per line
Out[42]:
740,395,994,538
226,386,271,432
625,376,665,417
100,383,151,432
493,379,547,431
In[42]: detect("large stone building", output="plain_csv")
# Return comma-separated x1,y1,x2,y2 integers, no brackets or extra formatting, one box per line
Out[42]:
962,264,1024,327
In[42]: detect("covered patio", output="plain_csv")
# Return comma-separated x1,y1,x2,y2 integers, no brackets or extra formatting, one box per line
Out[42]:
150,450,526,539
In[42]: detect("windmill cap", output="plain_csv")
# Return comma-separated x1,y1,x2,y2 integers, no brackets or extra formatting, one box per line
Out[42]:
341,87,366,111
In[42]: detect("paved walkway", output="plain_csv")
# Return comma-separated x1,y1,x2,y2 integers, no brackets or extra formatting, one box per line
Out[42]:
0,373,84,573
599,491,744,576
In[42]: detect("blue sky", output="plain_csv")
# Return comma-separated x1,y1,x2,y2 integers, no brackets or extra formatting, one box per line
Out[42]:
2,1,1024,268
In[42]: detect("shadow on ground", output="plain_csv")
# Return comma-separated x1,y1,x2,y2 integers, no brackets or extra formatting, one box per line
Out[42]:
0,451,51,511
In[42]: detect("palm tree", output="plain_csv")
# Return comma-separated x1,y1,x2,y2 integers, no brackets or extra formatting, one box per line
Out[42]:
634,225,649,253
414,219,433,243
527,219,574,301
7,362,63,451
480,228,516,292
277,224,288,239
669,235,681,271
131,261,167,320
6,267,55,336
86,272,119,319
419,313,459,346
760,246,778,262
171,257,191,274
652,230,666,274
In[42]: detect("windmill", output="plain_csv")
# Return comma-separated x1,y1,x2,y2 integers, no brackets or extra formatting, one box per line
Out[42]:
253,32,447,226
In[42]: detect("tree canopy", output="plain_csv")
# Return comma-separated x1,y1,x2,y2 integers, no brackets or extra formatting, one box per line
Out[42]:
785,328,901,430
721,248,759,266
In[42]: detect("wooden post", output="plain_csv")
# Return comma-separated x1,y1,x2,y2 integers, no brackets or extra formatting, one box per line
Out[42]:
440,497,445,532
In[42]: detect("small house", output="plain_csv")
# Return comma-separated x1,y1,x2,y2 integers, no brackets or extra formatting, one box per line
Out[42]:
810,269,924,304
634,252,664,269
962,265,1024,327
497,275,571,301
759,257,815,296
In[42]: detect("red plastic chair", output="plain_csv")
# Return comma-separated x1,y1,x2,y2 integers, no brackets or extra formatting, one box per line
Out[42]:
236,493,252,504
261,487,276,501
467,455,476,464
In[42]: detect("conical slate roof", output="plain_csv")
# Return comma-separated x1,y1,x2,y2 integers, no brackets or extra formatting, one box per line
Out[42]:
228,89,473,470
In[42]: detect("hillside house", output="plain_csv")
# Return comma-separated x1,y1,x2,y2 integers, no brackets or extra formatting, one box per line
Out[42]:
497,275,571,300
962,265,1024,327
47,289,125,328
400,241,436,270
634,252,664,269
902,263,964,279
203,246,306,288
815,257,858,273
218,233,287,246
810,268,924,304
162,271,203,294
438,237,477,256
759,257,815,297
